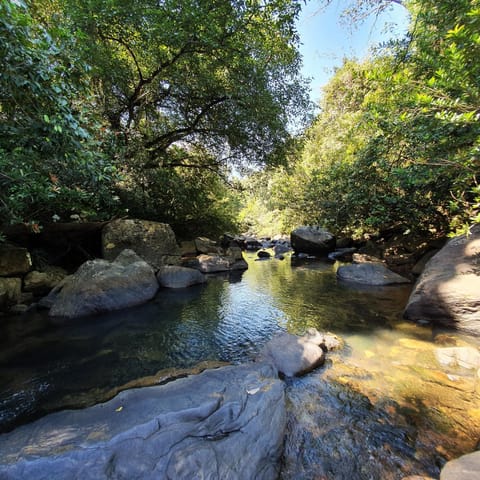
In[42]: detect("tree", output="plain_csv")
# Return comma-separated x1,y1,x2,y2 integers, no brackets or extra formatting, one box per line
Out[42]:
0,0,121,228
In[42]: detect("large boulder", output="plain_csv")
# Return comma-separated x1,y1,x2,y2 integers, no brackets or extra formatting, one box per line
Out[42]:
49,250,158,318
291,226,336,255
440,451,480,480
337,263,411,286
196,254,231,273
102,219,181,268
157,265,206,288
258,328,342,377
404,226,480,334
0,246,31,276
0,363,285,480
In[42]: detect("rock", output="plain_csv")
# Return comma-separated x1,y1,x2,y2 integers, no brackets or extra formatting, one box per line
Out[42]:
0,363,285,480
404,225,480,333
49,250,159,318
179,240,197,256
352,253,384,264
257,250,271,259
196,254,231,273
0,246,31,276
273,243,290,256
0,278,22,310
194,237,223,254
291,226,336,255
328,248,357,262
258,329,341,377
102,219,181,268
23,267,67,295
157,266,206,288
435,347,480,370
412,250,439,276
226,247,248,271
440,451,480,480
337,263,411,286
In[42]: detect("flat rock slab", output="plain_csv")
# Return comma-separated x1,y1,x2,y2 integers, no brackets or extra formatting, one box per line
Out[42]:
0,363,285,480
337,263,410,286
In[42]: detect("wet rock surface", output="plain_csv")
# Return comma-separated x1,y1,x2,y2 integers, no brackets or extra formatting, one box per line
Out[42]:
0,363,285,480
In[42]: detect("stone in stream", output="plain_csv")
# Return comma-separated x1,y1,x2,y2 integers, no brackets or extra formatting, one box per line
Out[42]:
258,328,342,377
290,226,336,256
156,265,206,288
0,363,285,480
49,249,159,318
404,225,480,334
337,263,411,286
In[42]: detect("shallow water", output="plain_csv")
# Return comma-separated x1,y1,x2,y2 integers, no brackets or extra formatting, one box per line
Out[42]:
0,253,479,477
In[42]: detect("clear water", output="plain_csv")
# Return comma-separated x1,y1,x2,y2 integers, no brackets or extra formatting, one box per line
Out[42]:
0,253,479,477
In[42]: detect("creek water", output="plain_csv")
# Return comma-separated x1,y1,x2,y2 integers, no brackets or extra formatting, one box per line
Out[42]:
0,253,479,478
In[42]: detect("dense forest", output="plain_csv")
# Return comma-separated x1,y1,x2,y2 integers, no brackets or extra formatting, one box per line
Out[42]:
1,0,479,240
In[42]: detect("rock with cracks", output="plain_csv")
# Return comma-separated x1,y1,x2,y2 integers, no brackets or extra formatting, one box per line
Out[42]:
0,363,285,480
49,249,158,318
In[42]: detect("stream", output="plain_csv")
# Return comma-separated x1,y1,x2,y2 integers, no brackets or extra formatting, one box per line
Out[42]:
0,252,479,478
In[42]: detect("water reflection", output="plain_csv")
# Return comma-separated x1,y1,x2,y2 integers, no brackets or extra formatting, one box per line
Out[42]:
1,251,479,470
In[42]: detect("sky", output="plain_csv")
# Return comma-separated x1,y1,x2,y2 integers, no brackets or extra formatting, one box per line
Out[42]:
296,1,411,104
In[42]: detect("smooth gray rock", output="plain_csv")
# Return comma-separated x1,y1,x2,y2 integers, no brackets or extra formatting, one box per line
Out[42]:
404,226,480,333
291,226,336,255
49,249,158,318
337,263,410,286
259,329,342,377
102,219,181,267
157,265,206,288
440,451,480,480
0,363,285,480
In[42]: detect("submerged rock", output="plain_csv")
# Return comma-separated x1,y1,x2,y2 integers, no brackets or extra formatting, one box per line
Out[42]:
337,263,411,286
49,249,158,318
0,363,285,480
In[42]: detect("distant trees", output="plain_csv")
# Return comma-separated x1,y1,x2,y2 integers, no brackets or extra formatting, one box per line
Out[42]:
243,0,480,237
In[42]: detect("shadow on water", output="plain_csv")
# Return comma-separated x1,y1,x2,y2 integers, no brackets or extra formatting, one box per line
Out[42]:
0,252,479,478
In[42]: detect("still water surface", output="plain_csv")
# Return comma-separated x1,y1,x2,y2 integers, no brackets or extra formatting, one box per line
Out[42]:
0,253,479,477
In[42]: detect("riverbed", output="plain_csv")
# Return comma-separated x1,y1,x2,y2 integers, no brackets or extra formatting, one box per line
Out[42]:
0,253,479,478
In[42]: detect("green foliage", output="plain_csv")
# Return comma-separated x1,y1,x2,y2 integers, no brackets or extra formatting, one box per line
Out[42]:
0,0,121,226
262,0,480,238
